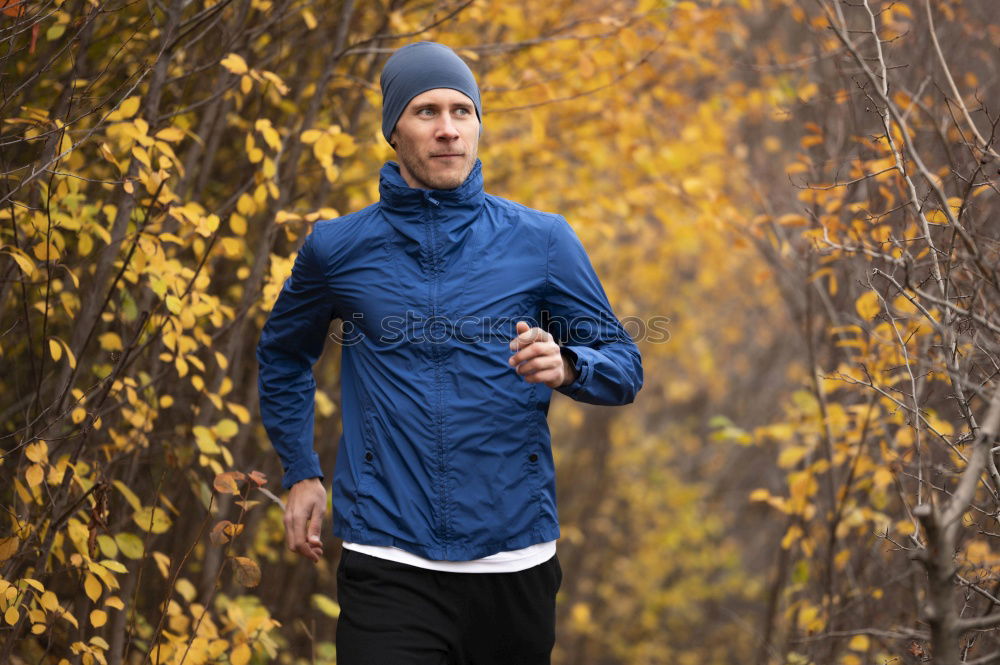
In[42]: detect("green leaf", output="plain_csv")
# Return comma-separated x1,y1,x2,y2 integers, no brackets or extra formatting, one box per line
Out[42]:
46,24,66,41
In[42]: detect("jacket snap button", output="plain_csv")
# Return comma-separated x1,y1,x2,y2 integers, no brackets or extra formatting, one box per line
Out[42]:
365,451,373,462
529,453,538,463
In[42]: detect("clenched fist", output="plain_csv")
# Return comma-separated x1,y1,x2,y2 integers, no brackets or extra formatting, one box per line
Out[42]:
508,321,578,388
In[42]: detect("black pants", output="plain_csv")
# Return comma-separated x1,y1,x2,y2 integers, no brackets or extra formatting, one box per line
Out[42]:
335,548,562,665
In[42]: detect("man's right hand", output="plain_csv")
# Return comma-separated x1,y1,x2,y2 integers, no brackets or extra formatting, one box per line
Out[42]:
284,477,326,562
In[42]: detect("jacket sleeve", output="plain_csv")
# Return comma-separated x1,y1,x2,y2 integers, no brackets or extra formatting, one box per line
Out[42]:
544,216,643,406
256,231,337,490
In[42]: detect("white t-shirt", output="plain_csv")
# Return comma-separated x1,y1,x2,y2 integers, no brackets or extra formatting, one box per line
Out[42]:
342,540,557,573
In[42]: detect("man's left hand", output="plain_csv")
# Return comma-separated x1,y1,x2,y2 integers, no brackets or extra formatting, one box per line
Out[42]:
508,321,578,388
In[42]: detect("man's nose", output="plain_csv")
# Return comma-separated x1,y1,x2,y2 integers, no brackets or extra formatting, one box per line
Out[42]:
435,114,460,140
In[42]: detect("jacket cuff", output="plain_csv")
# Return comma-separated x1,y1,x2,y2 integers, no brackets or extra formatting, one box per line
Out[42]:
281,451,324,490
556,345,592,399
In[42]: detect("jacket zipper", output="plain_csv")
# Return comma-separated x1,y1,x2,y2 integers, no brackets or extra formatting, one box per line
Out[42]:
425,193,449,546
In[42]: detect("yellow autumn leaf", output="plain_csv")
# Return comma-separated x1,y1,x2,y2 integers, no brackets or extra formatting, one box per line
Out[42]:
848,635,869,651
231,643,252,665
175,578,197,602
227,402,251,424
570,602,591,627
777,446,807,469
781,524,802,549
262,157,276,178
154,126,185,142
131,145,151,168
39,591,59,612
25,440,48,463
21,581,43,596
259,70,289,95
214,419,239,440
25,463,44,488
98,332,123,351
311,594,341,618
313,133,334,163
60,607,78,628
110,96,140,121
275,210,302,224
872,467,893,489
101,559,127,574
854,291,881,321
90,609,107,628
84,574,102,602
115,533,144,560
0,537,20,561
334,134,357,157
300,8,317,29
220,53,248,75
133,506,172,534
230,214,247,236
194,426,221,454
48,338,62,362
236,193,256,216
59,608,80,628
300,129,323,144
58,131,72,155
1,247,36,277
255,119,281,151
113,480,143,512
926,209,948,224
32,241,60,261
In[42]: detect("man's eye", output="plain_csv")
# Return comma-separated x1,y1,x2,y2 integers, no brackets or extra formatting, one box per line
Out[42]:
417,108,435,117
455,108,470,116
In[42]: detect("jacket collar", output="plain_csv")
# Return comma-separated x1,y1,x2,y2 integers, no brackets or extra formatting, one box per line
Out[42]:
378,159,486,221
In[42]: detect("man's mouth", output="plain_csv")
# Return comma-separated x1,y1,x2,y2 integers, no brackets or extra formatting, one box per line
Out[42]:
431,153,464,158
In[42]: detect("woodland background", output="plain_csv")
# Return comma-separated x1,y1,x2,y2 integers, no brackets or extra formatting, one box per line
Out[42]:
1,0,999,663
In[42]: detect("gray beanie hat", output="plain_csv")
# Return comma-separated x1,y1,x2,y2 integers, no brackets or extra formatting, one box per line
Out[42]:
380,41,482,144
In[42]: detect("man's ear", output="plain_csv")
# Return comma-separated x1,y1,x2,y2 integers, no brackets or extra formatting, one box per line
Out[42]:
388,131,397,150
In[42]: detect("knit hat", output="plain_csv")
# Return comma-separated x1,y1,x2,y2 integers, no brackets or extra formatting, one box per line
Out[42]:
380,41,482,144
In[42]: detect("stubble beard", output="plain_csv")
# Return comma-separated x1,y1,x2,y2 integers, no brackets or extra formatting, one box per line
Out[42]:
398,148,475,191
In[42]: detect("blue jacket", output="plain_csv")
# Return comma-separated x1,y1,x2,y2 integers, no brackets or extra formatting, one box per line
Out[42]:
257,160,642,560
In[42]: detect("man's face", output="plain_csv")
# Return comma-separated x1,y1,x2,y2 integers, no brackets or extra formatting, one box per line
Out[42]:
391,87,480,190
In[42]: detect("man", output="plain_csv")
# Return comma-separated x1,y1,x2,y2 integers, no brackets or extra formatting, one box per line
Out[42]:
257,41,642,664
